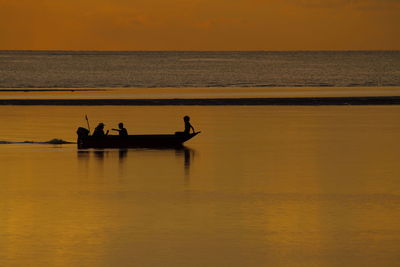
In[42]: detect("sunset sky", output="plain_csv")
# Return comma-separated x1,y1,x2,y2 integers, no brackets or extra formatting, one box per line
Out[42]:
1,0,399,50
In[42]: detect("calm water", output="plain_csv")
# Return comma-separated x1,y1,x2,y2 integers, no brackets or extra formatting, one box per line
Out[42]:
0,51,399,88
1,106,399,266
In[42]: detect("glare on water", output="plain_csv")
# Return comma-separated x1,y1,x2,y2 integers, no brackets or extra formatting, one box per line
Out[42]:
0,105,399,266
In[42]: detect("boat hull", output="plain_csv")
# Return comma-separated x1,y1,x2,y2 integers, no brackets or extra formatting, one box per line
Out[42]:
77,132,199,149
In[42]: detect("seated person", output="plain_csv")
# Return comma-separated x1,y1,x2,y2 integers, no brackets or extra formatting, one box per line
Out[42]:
112,122,128,136
175,116,195,135
92,123,108,137
183,116,195,134
175,116,196,136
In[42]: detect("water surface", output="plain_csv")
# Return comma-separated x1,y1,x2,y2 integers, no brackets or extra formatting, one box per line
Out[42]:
1,105,399,266
1,51,399,88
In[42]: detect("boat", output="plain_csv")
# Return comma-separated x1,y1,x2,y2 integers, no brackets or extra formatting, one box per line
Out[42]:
76,127,200,148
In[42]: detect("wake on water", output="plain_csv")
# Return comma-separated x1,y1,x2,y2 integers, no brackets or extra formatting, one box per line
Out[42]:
0,138,75,145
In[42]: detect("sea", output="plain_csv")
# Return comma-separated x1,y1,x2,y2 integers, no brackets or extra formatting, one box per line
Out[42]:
1,51,400,266
0,50,399,88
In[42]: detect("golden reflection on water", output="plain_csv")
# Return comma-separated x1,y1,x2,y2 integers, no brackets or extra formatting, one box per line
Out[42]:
0,105,400,266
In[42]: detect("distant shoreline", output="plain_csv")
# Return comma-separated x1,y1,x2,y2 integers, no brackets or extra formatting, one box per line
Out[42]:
1,96,399,106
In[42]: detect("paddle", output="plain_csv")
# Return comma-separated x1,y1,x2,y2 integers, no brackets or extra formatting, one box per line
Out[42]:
85,114,91,133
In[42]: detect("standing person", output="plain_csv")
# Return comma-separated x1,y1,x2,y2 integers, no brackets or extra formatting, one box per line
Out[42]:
92,123,108,137
183,116,195,134
112,122,128,136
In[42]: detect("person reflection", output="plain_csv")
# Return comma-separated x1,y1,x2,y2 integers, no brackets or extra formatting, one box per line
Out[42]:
118,148,128,179
184,148,191,171
119,148,127,162
176,147,195,185
77,149,125,166
94,149,106,161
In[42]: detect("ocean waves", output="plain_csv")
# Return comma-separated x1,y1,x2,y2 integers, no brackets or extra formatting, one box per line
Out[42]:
0,51,399,88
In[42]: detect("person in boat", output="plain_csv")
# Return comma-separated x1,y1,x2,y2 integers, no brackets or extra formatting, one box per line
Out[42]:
112,122,128,136
92,122,108,137
183,115,195,134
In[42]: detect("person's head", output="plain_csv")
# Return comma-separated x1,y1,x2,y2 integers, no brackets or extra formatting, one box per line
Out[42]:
98,123,105,129
118,122,124,129
184,116,190,122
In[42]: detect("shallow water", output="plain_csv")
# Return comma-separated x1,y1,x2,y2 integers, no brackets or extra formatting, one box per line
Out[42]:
1,105,400,266
1,51,399,88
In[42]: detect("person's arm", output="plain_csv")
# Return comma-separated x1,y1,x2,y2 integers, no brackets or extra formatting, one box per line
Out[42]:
190,124,195,133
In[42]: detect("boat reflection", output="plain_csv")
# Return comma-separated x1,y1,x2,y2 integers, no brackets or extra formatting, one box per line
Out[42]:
77,147,195,183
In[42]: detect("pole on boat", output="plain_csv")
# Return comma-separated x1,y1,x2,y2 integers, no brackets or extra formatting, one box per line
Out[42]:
85,114,91,133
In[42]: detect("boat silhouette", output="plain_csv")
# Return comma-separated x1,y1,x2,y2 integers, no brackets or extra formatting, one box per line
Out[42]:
77,127,200,148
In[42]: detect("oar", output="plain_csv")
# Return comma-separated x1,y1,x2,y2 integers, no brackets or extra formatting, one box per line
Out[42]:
85,114,91,133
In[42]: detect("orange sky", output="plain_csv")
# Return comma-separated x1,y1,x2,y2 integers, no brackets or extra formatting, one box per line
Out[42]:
0,0,399,50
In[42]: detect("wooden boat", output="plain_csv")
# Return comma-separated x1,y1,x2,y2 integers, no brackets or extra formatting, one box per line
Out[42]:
76,127,200,148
